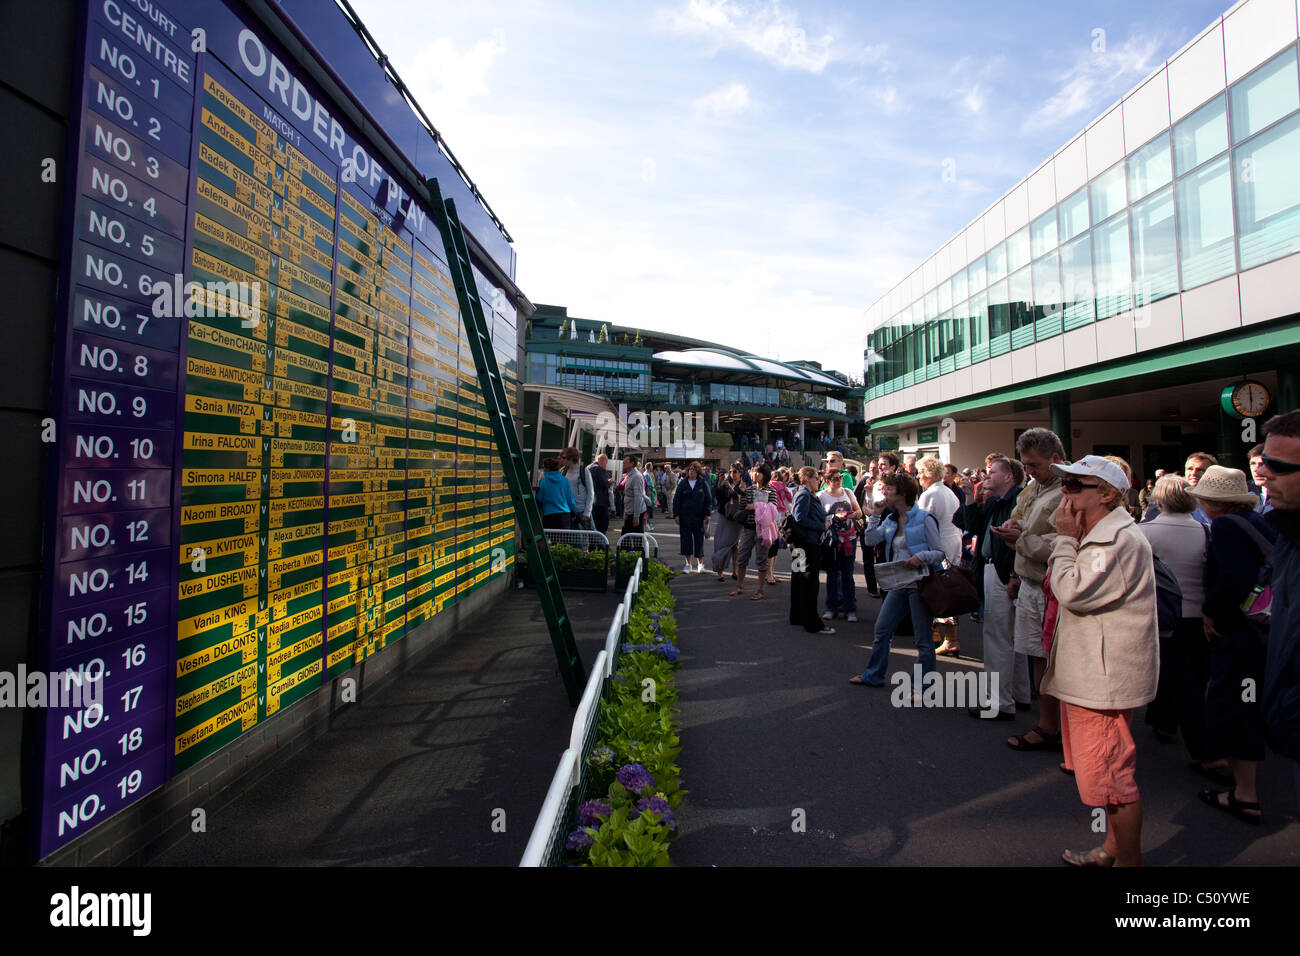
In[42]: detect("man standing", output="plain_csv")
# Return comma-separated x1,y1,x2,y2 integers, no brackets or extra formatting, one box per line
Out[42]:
622,455,647,535
903,453,919,478
1145,453,1215,523
1259,411,1300,809
1248,444,1273,514
822,450,856,493
960,455,1026,719
995,428,1067,752
944,463,967,508
588,453,613,534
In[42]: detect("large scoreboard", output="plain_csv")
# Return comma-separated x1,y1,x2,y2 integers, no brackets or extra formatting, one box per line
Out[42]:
35,0,519,859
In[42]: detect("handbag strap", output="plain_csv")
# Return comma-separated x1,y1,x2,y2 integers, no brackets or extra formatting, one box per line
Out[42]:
1223,513,1274,561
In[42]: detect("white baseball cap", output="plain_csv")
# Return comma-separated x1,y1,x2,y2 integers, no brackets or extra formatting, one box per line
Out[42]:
1049,455,1130,494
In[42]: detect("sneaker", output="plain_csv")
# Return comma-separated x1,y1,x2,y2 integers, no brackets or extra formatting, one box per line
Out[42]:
818,627,837,635
846,612,858,623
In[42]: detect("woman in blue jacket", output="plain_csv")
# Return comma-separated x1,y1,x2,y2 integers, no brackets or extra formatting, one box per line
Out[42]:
850,472,946,687
673,462,713,573
536,458,578,530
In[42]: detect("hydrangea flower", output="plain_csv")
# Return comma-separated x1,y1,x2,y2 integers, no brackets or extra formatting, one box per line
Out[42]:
577,799,612,827
616,763,655,794
588,746,615,767
636,795,677,831
565,827,594,852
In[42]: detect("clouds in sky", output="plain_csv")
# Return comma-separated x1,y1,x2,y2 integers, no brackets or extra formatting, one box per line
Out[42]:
669,0,836,73
350,0,1233,378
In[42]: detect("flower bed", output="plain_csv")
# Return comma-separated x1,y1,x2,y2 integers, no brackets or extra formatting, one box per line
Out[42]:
563,560,684,866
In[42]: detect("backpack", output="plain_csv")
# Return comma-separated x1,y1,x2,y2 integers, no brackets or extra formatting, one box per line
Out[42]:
1151,554,1182,638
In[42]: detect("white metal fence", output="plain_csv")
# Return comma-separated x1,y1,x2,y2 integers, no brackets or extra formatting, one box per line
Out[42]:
519,556,645,867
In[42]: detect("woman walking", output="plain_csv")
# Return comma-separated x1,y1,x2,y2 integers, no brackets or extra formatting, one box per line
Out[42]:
1042,457,1157,867
536,458,577,530
1192,466,1277,825
673,462,712,573
790,466,835,635
918,455,964,655
820,464,863,622
767,467,795,587
711,464,745,580
560,447,594,530
734,464,777,599
850,473,944,687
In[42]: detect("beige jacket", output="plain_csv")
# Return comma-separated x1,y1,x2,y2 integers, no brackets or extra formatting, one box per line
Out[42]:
1010,477,1063,584
1041,507,1159,710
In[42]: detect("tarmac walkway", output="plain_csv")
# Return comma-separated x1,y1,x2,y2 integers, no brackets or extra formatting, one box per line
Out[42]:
150,583,621,866
670,548,1300,866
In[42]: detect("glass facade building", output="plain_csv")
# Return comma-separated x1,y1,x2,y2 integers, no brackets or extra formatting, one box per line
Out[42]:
866,37,1300,400
863,0,1300,475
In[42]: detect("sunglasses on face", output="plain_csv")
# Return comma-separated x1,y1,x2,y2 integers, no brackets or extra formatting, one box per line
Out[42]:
1060,477,1100,493
1262,454,1300,475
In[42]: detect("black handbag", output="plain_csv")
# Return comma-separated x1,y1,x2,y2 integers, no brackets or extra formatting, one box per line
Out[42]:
917,560,980,617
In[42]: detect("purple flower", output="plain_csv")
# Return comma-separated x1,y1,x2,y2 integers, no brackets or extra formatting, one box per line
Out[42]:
578,799,612,827
655,642,680,662
565,827,594,852
636,795,677,831
588,746,615,767
616,763,655,794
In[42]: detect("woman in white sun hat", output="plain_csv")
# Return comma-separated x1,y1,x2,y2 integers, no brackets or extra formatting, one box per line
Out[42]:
1040,455,1158,867
1191,465,1276,828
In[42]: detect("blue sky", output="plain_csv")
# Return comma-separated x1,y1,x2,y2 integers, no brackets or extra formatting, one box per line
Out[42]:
350,0,1233,379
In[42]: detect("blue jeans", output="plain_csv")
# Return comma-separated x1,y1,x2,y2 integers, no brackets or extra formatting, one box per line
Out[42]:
824,541,857,614
859,587,935,686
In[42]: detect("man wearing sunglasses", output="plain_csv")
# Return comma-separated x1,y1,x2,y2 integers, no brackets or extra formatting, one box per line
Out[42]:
1260,411,1300,807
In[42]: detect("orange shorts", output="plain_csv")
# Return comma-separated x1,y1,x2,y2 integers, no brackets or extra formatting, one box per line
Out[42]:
1060,703,1139,807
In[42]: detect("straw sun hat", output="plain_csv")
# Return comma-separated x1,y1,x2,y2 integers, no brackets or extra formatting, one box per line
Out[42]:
1188,465,1259,507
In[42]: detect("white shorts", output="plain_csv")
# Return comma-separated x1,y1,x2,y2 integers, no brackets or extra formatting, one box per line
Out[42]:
1013,578,1047,659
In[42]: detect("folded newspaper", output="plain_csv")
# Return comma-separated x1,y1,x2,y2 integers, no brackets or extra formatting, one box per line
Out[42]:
874,560,928,591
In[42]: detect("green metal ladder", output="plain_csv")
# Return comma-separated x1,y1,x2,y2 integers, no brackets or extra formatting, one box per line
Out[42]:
425,177,586,705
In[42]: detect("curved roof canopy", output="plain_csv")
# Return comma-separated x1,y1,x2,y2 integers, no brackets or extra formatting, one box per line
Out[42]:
652,349,845,389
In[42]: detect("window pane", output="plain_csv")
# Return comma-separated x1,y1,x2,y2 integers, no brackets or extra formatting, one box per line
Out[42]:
1235,112,1300,269
1009,266,1034,336
924,289,938,321
968,255,987,293
1128,132,1172,202
988,279,1011,342
1059,187,1090,241
987,242,1008,282
951,269,967,306
1033,252,1063,338
1230,47,1300,144
1091,162,1127,222
1177,154,1235,288
938,279,952,313
1092,212,1131,318
1174,95,1228,175
969,290,988,360
1007,227,1031,273
1130,186,1178,306
1031,209,1059,258
1061,232,1096,328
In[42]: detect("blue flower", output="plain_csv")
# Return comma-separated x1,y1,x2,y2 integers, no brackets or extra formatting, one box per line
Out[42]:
565,828,594,852
636,795,677,831
616,763,655,794
578,799,613,827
